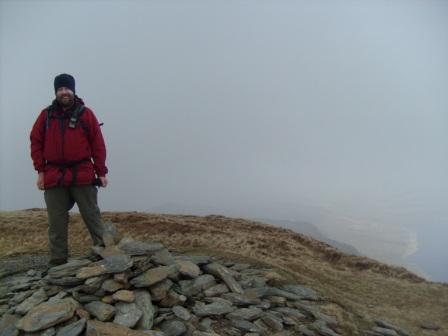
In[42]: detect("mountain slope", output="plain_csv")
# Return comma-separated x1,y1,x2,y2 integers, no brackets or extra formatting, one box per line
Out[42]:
255,218,361,256
0,210,446,335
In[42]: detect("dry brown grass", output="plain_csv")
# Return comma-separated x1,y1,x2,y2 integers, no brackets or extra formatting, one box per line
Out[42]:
1,210,447,335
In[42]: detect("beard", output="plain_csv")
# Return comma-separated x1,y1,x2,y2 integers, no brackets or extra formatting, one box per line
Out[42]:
56,94,75,108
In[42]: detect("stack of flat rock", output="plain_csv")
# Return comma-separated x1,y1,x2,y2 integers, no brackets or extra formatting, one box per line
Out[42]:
362,320,412,336
0,221,405,336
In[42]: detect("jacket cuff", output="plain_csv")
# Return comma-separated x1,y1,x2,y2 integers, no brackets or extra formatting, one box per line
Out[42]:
95,167,108,177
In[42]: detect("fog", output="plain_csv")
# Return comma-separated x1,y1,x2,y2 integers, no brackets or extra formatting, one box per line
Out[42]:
1,0,447,281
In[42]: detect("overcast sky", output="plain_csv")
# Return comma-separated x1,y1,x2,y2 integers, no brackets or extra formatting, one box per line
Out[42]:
1,0,447,280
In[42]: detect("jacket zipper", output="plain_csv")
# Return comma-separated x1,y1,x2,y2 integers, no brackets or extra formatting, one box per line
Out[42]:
59,117,66,162
57,117,66,186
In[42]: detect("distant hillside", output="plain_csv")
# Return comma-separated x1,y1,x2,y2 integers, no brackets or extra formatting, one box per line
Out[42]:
0,210,447,335
256,218,361,256
151,204,361,256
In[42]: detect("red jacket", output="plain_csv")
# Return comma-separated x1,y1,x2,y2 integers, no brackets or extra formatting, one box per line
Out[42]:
30,97,108,189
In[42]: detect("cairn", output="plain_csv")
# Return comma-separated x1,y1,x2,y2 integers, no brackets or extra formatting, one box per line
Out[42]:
0,221,411,336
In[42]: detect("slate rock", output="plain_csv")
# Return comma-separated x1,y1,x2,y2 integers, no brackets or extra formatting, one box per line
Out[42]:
293,302,319,316
192,274,216,291
255,300,271,310
114,273,129,284
102,279,125,292
262,287,304,301
239,287,270,299
372,327,399,336
152,249,176,266
47,259,91,279
0,306,9,317
160,319,187,336
130,256,154,276
15,288,48,315
131,265,178,287
312,320,341,336
0,286,11,299
55,318,86,336
281,284,320,301
16,298,78,332
118,238,165,256
77,255,133,279
176,259,201,278
204,284,228,297
28,327,56,336
48,291,68,303
153,312,173,326
203,263,243,294
45,286,65,298
221,293,261,306
261,312,283,331
71,292,100,304
266,295,286,306
75,308,90,320
81,276,106,293
374,320,410,336
113,302,143,328
159,290,187,308
226,307,263,321
253,319,270,334
230,319,259,332
76,265,107,279
176,255,212,265
198,317,214,331
84,301,115,321
47,277,84,287
0,313,20,336
272,307,306,320
299,325,316,336
238,276,266,289
113,290,135,302
172,305,191,321
177,280,196,297
102,220,121,247
192,332,220,336
314,312,338,327
150,279,173,301
10,290,33,306
85,320,151,336
9,284,31,293
178,275,216,297
193,301,235,317
134,289,155,330
100,255,134,273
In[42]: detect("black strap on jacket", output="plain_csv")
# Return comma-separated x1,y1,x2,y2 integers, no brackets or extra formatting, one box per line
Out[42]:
68,105,85,128
46,104,85,131
46,159,91,186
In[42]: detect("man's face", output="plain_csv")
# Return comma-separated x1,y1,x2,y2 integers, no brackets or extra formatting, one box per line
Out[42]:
56,87,75,107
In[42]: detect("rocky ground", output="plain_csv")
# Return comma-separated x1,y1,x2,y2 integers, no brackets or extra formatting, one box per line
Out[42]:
0,210,447,335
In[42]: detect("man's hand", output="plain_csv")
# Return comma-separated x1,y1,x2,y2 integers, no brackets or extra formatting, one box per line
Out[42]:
37,172,44,190
99,176,108,188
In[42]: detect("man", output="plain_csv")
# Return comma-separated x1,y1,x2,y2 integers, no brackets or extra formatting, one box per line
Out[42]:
30,73,108,267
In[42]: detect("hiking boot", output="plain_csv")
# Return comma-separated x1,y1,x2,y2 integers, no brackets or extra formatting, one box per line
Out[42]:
47,258,67,268
83,248,102,262
42,258,67,277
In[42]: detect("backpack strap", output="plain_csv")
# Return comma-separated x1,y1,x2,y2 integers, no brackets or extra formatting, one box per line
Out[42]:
45,104,54,131
68,105,85,129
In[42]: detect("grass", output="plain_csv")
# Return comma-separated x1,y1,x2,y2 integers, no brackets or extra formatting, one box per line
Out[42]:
1,210,447,335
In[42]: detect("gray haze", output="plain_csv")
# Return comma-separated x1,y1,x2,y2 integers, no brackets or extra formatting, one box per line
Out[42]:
1,0,447,281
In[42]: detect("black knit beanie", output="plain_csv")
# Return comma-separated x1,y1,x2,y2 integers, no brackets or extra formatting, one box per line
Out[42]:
54,73,76,93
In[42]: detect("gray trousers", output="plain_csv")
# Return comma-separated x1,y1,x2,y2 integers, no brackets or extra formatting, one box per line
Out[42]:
44,185,104,263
